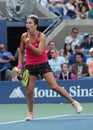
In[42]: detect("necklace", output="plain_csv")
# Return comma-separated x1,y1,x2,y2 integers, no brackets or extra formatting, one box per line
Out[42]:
29,32,35,37
62,72,69,80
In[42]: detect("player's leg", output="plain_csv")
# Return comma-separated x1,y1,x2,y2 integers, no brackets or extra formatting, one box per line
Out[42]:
43,72,73,103
25,75,37,120
43,72,83,113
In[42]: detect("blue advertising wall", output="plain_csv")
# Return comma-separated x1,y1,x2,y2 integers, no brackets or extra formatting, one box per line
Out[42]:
0,79,93,104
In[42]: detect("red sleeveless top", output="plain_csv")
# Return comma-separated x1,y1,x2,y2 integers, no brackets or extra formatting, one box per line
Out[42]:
24,32,48,65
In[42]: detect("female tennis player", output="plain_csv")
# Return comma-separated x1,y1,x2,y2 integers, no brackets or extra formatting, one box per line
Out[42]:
18,14,83,121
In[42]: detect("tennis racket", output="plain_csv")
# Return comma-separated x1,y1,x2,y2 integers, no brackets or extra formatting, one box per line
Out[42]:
18,69,30,88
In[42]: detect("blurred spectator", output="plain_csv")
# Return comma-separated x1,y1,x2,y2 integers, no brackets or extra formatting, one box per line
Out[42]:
12,47,20,66
78,5,88,19
81,33,93,49
88,2,93,19
12,66,19,81
80,49,90,59
71,52,88,79
0,44,15,69
5,69,12,81
14,47,20,62
37,0,50,8
73,0,91,19
63,43,73,63
88,60,93,77
64,0,78,19
64,27,82,51
45,41,59,59
13,47,26,67
48,48,66,76
56,63,75,80
64,0,68,4
89,0,93,3
49,0,64,17
78,0,90,12
86,47,93,64
0,43,15,80
68,44,86,70
5,66,19,81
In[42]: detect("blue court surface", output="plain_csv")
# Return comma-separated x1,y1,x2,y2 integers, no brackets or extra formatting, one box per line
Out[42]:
0,114,93,130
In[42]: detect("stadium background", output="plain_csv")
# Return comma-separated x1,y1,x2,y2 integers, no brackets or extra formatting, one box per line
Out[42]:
0,0,93,101
0,0,93,94
0,0,93,125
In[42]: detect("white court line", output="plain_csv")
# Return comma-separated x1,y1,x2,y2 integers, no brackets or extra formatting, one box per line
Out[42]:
0,114,93,125
35,114,93,120
0,115,66,125
0,120,24,125
0,114,69,125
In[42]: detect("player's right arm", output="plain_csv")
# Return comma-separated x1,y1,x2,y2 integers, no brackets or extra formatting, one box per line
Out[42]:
18,33,26,72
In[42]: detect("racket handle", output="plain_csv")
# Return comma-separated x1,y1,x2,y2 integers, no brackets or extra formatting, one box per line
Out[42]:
17,73,22,80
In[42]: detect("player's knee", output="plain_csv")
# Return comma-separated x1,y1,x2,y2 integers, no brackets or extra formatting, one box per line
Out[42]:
26,88,34,95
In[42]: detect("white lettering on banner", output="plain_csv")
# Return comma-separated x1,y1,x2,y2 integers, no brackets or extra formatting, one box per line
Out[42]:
34,87,61,98
8,85,93,99
34,86,93,98
9,87,25,98
70,86,93,97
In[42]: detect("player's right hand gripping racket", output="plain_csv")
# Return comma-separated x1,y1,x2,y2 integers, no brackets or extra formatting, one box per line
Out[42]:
18,69,30,88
